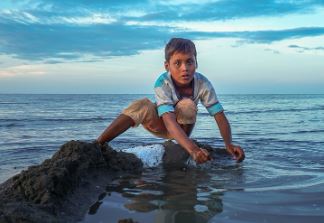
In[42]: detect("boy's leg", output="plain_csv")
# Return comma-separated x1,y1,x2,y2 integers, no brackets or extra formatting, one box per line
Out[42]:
97,98,198,144
97,114,135,144
97,98,151,144
135,99,169,139
97,98,169,144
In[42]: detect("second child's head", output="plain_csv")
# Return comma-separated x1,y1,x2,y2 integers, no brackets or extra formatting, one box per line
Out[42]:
164,38,197,87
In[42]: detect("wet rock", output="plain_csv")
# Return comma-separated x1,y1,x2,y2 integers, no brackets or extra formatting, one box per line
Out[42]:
162,140,233,168
162,140,190,168
0,140,143,223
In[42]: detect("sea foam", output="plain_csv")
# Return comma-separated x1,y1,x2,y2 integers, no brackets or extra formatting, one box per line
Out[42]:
122,144,165,168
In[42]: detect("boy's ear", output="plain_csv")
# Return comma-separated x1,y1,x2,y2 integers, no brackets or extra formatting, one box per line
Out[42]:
164,61,169,71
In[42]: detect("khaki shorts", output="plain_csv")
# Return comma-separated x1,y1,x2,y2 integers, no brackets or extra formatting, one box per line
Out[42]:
122,98,198,139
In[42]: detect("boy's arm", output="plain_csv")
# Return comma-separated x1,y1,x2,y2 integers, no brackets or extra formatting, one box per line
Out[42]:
162,112,211,164
214,111,245,162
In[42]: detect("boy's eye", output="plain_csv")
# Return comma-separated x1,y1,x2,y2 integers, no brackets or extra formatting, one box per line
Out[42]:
173,59,195,67
187,60,193,65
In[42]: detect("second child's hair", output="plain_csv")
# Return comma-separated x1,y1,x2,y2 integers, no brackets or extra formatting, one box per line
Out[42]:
165,38,197,65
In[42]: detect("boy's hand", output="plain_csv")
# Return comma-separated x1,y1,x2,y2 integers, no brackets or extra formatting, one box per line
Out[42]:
191,148,212,164
226,144,245,162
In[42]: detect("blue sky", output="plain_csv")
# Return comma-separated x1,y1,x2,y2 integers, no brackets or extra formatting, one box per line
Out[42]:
0,0,323,94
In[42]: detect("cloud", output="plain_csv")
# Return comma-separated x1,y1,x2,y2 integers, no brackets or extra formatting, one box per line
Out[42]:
0,0,324,61
178,27,324,44
288,44,324,52
264,48,280,54
0,9,118,25
1,17,324,61
0,21,173,61
227,27,324,43
0,64,46,78
2,0,324,24
129,0,324,22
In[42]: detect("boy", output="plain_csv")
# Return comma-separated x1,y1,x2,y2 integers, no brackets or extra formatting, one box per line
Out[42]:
97,38,245,164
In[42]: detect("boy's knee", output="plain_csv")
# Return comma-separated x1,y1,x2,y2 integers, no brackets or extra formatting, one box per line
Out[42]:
175,98,197,125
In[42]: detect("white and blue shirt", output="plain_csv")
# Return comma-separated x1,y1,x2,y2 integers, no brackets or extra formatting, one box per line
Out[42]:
154,72,224,117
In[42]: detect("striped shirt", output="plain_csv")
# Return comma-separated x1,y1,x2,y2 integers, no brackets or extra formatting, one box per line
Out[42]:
154,71,224,117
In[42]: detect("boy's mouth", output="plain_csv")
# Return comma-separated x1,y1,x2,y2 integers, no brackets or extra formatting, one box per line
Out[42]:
181,74,191,80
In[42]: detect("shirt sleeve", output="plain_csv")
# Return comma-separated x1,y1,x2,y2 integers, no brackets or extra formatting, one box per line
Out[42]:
154,74,175,117
200,79,224,116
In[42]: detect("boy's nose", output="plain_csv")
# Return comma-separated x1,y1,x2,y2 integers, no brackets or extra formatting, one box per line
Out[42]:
181,63,189,71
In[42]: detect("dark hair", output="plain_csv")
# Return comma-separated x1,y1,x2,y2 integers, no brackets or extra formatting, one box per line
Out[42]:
165,38,197,64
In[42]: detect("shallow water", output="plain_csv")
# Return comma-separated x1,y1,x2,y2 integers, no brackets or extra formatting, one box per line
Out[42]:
81,143,324,223
1,94,324,222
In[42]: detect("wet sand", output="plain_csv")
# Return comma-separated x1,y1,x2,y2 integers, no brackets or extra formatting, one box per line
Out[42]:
0,141,143,223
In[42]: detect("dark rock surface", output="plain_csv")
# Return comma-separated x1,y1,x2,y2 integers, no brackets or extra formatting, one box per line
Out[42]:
0,140,143,223
162,140,230,168
162,140,190,168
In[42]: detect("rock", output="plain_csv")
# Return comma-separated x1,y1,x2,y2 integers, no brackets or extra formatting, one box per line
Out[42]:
162,140,190,168
0,140,143,223
162,140,233,168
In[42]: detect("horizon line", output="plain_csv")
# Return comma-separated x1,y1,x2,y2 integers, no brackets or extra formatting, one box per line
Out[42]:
1,93,324,95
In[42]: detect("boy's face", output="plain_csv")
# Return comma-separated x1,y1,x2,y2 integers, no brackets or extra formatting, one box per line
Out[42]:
165,52,197,87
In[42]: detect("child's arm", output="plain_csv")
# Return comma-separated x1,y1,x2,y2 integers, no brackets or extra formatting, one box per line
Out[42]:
214,111,245,162
162,112,211,164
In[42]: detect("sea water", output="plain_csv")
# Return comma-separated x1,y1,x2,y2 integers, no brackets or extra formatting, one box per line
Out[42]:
0,94,324,222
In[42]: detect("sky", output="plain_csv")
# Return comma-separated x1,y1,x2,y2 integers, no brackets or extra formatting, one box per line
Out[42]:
0,0,324,94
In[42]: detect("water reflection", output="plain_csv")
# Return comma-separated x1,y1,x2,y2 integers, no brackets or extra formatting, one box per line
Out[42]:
84,149,244,223
101,167,226,223
151,168,223,222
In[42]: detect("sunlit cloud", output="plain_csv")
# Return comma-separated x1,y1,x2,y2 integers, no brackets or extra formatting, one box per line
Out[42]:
0,10,40,24
2,0,324,23
0,10,117,25
0,64,46,78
